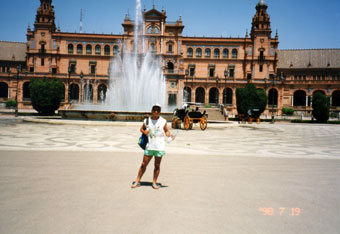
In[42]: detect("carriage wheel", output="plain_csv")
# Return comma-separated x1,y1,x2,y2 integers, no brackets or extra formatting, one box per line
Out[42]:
184,116,190,130
200,116,207,131
172,118,177,129
189,122,193,130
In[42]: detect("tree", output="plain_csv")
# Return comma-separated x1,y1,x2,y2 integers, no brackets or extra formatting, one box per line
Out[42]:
236,84,267,117
29,78,64,115
312,92,330,123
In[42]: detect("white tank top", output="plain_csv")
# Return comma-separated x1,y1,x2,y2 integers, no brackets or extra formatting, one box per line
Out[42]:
144,116,167,151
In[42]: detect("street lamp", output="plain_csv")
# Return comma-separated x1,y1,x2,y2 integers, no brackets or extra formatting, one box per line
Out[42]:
68,66,72,104
215,76,219,106
224,69,228,104
269,74,278,124
15,65,21,117
80,71,84,103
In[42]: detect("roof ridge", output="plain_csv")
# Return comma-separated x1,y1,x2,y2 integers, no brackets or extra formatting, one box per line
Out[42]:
278,48,340,51
0,40,26,44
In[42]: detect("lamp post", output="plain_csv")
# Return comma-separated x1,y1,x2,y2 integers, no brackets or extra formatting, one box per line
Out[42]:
224,69,228,104
80,71,84,103
68,66,71,104
15,65,21,117
215,76,219,106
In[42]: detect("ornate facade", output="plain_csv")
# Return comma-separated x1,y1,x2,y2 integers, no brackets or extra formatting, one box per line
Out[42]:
0,0,339,115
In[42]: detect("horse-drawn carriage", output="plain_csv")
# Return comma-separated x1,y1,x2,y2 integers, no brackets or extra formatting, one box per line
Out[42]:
172,104,208,130
237,109,261,124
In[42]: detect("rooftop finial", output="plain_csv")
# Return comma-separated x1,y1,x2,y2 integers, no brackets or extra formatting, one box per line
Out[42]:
259,0,267,5
153,0,155,9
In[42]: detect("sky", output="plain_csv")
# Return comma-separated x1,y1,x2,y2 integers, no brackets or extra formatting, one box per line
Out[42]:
0,0,339,49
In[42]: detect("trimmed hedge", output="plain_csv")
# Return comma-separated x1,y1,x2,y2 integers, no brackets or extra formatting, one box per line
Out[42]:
282,107,294,116
5,99,17,108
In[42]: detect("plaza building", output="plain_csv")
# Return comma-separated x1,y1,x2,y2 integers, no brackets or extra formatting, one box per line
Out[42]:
0,0,339,116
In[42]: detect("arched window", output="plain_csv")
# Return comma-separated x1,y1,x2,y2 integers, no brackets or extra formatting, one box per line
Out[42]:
23,82,31,101
187,48,193,57
113,45,120,55
195,87,205,104
104,45,110,55
0,82,8,98
95,45,101,55
223,88,233,105
223,49,229,58
268,88,278,106
332,90,340,107
196,48,202,58
293,90,306,106
77,44,83,54
86,44,92,54
97,84,107,103
313,90,325,96
68,44,74,54
167,62,174,73
232,49,238,58
209,87,219,104
205,48,211,58
214,48,220,58
184,87,191,103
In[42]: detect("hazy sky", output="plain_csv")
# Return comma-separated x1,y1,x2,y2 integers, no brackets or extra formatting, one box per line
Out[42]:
0,0,339,49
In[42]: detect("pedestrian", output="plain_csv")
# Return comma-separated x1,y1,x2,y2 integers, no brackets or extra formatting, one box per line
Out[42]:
131,104,174,189
223,106,228,121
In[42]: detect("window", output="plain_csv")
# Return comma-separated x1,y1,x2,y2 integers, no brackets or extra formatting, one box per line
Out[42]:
113,45,120,55
229,69,234,78
259,64,263,72
77,44,83,54
151,43,155,52
95,45,101,55
89,62,97,74
86,45,92,54
147,26,160,34
196,48,202,57
53,40,57,49
223,49,229,58
232,49,238,58
189,67,195,76
69,63,76,73
31,40,34,49
41,58,44,66
168,44,173,52
52,68,57,74
271,47,275,56
214,48,220,58
205,48,211,58
209,68,215,77
68,44,74,54
260,51,264,60
104,45,110,55
249,46,252,56
30,67,34,73
187,48,193,57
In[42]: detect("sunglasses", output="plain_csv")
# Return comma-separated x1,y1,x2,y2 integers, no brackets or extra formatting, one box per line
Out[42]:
152,108,161,112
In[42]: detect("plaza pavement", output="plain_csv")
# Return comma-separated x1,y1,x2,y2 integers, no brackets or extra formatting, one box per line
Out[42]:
0,115,340,234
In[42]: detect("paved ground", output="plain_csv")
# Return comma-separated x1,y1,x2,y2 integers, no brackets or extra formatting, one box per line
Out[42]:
0,115,340,234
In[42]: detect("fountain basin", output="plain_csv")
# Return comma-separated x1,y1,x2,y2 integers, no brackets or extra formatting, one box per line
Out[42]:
59,110,173,122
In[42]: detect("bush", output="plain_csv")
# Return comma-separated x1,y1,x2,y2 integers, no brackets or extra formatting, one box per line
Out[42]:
204,104,212,108
282,107,294,116
5,99,17,108
29,78,64,116
312,92,330,123
236,84,267,117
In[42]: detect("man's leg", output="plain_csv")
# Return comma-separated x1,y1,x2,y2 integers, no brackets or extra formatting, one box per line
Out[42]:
132,155,153,188
152,156,163,189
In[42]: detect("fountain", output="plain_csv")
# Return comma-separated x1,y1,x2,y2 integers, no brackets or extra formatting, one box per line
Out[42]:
60,0,172,121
